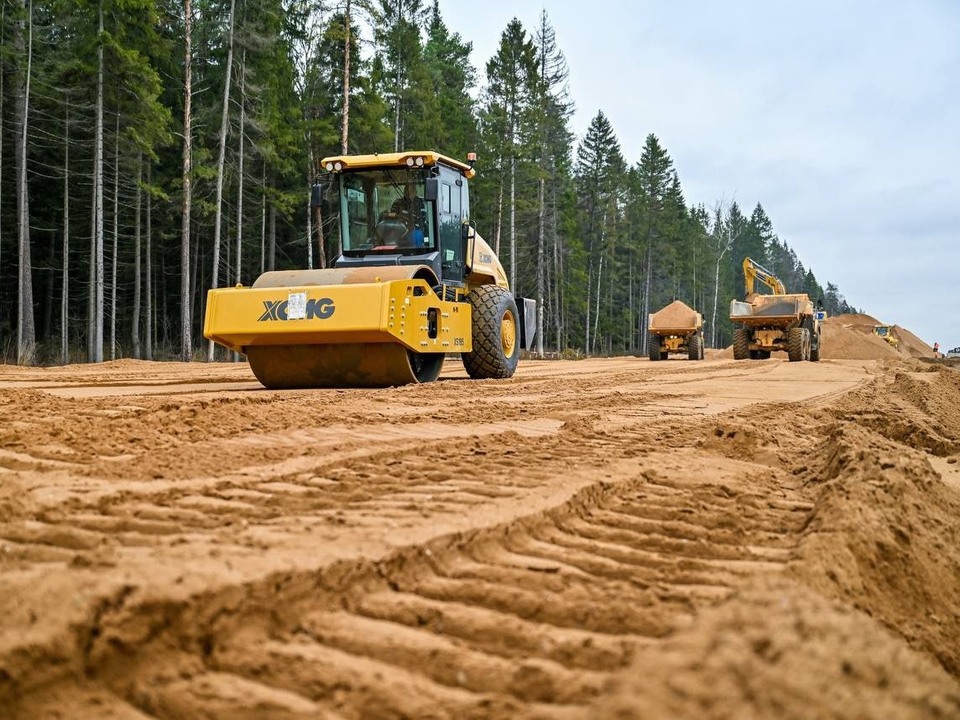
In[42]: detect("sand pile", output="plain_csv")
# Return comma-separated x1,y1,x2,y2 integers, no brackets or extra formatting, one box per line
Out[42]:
718,312,934,361
893,325,936,358
822,315,933,360
649,300,700,331
820,317,900,360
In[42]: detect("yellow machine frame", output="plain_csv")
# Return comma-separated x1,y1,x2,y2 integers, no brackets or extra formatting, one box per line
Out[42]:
204,268,472,355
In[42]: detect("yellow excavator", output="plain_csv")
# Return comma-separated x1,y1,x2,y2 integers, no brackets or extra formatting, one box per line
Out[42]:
730,258,824,362
203,151,536,387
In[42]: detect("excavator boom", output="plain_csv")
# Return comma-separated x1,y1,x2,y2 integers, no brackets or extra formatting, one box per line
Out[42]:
743,257,786,297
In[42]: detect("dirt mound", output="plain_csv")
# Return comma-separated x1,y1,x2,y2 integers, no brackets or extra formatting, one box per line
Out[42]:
893,325,935,358
599,577,960,719
820,317,901,360
649,300,700,330
795,367,960,675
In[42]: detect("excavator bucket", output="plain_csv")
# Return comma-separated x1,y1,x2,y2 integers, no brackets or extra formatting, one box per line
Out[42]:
204,265,472,388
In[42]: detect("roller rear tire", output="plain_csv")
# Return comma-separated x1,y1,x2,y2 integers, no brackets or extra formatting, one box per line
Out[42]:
462,286,521,379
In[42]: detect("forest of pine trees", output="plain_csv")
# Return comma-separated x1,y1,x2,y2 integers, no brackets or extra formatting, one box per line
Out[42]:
0,0,858,364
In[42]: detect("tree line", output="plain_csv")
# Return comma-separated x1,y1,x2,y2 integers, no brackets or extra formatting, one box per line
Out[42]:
0,0,858,364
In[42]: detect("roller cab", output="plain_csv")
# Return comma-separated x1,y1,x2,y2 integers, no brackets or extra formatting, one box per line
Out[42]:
204,150,537,388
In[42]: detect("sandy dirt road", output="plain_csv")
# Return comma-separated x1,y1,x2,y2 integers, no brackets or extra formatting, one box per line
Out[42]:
2,355,960,718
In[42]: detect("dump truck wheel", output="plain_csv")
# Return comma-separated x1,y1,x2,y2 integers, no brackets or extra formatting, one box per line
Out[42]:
687,332,702,361
733,328,750,360
462,286,521,379
648,332,663,361
788,327,810,362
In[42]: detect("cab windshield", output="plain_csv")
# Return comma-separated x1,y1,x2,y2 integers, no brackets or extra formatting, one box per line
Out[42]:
339,168,436,253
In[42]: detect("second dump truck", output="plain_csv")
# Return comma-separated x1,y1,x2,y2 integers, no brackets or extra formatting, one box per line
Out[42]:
730,258,824,362
648,300,704,361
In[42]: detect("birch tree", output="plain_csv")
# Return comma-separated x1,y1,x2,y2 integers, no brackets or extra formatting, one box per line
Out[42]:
180,0,193,361
206,0,237,362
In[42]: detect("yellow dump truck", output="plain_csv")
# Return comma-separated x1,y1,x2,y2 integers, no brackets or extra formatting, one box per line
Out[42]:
730,258,823,362
203,151,536,387
648,300,704,361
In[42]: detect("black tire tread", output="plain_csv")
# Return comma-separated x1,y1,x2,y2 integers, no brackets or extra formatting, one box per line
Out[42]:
733,328,750,360
648,332,662,361
788,327,808,362
462,286,520,379
687,331,702,361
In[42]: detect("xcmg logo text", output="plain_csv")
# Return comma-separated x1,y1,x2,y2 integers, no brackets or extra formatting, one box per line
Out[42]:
258,298,335,322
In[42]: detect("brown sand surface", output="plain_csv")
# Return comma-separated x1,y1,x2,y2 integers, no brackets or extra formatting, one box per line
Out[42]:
2,356,960,718
649,300,700,331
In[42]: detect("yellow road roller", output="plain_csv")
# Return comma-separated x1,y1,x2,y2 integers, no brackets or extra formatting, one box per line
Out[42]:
203,151,536,388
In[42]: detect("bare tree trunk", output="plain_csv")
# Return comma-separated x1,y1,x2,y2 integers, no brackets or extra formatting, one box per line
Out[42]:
0,5,5,285
712,252,723,349
641,245,652,354
392,2,401,152
15,0,35,365
341,0,350,154
91,0,104,362
550,183,565,352
304,167,313,262
593,247,603,356
110,113,118,361
268,193,276,271
233,67,245,363
206,0,236,362
260,165,266,274
584,259,591,356
308,145,326,268
493,172,503,255
509,155,515,292
628,254,633,352
61,100,69,364
235,51,245,288
535,174,544,357
145,162,153,360
132,151,142,358
180,0,193,362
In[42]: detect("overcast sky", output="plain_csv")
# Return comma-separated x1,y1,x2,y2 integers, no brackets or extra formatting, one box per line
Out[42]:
440,0,959,347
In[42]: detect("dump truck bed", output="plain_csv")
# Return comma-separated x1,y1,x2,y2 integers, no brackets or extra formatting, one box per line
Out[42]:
730,294,813,326
649,300,702,335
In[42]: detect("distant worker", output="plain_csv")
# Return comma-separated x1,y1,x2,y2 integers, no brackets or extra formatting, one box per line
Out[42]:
933,341,940,358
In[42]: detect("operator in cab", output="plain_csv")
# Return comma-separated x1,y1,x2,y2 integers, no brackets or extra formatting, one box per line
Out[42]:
377,181,426,249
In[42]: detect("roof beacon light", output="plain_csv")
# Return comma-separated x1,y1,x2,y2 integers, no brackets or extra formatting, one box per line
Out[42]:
466,152,477,168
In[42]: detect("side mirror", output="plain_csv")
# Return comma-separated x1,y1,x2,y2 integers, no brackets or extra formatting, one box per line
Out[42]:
310,183,324,209
424,177,439,202
461,222,476,271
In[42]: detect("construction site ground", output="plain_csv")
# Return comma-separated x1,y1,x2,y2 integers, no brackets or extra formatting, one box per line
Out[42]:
2,354,960,718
